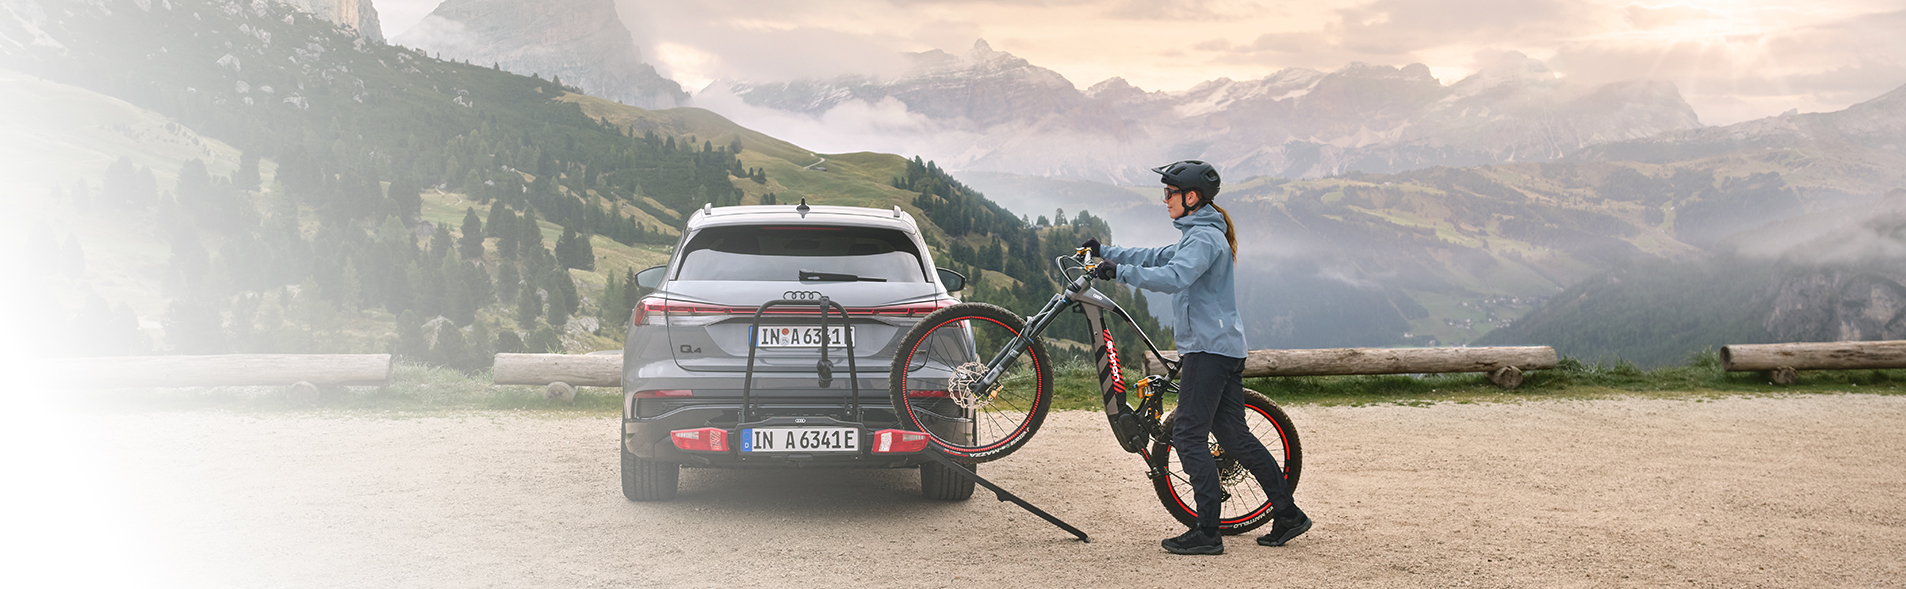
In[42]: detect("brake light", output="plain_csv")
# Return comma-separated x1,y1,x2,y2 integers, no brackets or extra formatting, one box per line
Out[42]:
634,298,957,319
870,429,932,454
670,428,729,452
632,297,668,325
866,299,959,317
634,389,693,398
905,389,950,398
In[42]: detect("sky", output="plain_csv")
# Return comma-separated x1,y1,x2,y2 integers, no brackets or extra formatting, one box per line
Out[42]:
373,0,1906,126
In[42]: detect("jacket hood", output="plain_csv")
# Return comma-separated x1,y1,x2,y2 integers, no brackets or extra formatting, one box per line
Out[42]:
1173,205,1227,233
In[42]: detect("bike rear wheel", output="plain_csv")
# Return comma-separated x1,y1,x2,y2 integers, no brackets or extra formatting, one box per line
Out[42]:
1149,388,1302,534
889,303,1053,463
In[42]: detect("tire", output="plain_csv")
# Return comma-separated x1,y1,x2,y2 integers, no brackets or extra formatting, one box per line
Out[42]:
920,460,977,501
889,302,1053,463
1149,388,1302,534
620,437,679,501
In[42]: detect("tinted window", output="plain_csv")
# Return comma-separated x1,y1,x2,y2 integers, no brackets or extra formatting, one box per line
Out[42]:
676,225,927,282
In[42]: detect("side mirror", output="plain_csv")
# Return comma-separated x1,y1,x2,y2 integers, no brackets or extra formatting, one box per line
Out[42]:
635,265,667,292
936,268,967,292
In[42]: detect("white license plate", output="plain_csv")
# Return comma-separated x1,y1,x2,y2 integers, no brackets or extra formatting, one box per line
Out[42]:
740,427,859,452
755,326,856,348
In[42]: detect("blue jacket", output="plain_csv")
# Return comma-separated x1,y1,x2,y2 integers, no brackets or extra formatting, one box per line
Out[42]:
1101,205,1247,358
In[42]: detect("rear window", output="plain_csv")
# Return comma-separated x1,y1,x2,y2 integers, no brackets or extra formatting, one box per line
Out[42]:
676,225,928,282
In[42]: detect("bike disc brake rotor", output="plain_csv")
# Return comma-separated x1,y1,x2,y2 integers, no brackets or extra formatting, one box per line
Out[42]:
1213,446,1249,487
946,361,998,410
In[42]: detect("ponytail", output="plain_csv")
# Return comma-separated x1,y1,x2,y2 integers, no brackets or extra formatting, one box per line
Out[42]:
1212,203,1238,261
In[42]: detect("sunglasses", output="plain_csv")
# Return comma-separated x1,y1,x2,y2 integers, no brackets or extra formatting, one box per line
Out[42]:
1162,187,1185,201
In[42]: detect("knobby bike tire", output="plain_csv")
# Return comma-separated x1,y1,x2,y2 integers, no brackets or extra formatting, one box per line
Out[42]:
889,303,1053,463
1148,388,1302,533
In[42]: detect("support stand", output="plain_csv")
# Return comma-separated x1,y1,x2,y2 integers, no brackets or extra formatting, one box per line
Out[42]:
924,451,1089,542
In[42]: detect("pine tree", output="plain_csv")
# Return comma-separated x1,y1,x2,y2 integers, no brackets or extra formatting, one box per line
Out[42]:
495,330,525,354
550,268,579,315
515,282,542,329
436,323,470,369
599,271,627,335
497,262,521,306
394,310,427,359
430,224,454,259
545,288,569,328
389,176,423,223
574,231,595,271
458,207,484,260
554,226,581,269
465,320,495,371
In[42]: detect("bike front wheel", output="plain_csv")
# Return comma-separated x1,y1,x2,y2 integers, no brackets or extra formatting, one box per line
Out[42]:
889,303,1053,463
1149,388,1302,534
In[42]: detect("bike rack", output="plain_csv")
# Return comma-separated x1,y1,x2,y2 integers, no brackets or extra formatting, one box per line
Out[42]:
737,297,1086,542
739,296,861,423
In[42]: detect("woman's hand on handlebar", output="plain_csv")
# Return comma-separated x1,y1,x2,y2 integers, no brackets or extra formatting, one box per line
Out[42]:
1078,237,1102,260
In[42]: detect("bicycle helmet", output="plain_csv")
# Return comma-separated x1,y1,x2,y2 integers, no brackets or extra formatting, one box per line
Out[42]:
1152,160,1221,200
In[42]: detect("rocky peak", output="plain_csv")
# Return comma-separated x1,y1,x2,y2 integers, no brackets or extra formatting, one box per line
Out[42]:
280,0,382,41
395,0,686,109
1450,51,1556,94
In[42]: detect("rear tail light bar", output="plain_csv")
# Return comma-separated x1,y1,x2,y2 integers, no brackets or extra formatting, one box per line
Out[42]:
870,429,932,454
905,389,950,398
633,389,693,398
670,428,729,452
634,297,956,324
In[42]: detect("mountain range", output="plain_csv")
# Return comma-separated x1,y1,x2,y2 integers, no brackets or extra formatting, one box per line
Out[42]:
725,41,1703,183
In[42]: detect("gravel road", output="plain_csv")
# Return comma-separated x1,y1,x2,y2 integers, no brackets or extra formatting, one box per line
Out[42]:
11,394,1905,588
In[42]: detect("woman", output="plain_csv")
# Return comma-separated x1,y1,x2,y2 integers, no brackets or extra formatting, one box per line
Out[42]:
1082,160,1310,555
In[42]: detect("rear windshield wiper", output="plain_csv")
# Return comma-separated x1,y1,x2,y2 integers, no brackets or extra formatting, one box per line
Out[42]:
800,270,888,282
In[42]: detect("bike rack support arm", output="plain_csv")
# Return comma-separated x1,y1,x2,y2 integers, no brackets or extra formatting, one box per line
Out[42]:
924,451,1090,543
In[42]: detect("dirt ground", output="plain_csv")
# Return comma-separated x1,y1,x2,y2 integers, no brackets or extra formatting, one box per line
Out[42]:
9,394,1906,588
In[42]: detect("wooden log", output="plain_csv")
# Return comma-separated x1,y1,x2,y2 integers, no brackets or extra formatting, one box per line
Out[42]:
1720,341,1906,372
493,353,622,387
50,354,392,388
1145,346,1558,378
545,382,578,402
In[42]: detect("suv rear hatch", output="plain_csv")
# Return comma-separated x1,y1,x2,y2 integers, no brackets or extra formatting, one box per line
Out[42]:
660,224,947,374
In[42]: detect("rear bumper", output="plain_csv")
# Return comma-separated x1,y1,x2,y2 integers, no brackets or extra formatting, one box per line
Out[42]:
624,412,932,469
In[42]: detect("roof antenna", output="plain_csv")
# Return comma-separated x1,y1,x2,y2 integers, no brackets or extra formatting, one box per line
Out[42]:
796,197,810,217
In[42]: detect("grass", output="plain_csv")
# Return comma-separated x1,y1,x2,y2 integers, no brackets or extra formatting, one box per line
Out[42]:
61,351,1906,416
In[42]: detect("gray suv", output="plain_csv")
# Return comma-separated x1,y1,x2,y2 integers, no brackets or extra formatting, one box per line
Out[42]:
620,202,974,501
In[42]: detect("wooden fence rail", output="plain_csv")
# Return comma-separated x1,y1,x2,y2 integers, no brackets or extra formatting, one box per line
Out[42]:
1146,346,1558,389
48,354,393,401
492,353,622,401
1720,341,1906,384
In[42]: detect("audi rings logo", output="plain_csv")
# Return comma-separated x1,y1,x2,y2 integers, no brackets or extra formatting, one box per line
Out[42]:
783,290,824,301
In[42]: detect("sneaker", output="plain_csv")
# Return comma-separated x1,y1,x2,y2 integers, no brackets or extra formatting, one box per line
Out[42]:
1256,515,1312,547
1162,528,1224,555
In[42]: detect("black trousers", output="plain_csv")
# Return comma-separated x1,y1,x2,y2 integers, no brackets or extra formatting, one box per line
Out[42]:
1172,352,1300,532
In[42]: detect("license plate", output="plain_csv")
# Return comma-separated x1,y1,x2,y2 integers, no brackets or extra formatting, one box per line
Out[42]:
740,427,859,452
755,326,856,348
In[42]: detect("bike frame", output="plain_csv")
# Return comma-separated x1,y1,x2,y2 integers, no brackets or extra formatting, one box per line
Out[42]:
972,255,1181,455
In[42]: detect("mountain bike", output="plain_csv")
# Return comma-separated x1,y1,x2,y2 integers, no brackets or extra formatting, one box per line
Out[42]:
888,249,1303,533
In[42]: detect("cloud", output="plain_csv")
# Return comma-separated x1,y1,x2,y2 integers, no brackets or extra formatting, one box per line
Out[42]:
602,0,1905,125
1549,9,1906,124
693,85,979,157
1623,4,1717,30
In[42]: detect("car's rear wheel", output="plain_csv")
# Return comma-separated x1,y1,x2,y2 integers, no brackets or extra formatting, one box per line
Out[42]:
621,438,679,501
920,460,976,500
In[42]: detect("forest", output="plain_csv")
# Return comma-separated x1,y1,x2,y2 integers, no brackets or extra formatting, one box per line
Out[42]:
9,0,1168,371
